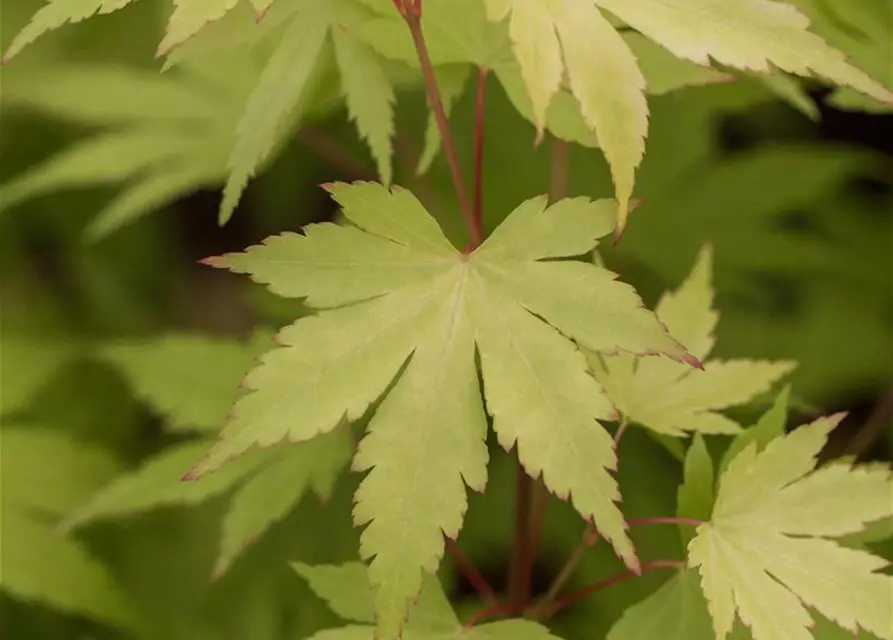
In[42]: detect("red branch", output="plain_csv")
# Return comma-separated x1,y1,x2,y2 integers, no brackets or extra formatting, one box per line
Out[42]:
397,0,480,248
508,458,533,606
628,516,704,528
544,560,683,618
444,536,499,608
473,67,488,237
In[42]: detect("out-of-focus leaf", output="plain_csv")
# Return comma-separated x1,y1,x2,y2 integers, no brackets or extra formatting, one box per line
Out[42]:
1,509,139,631
0,336,78,416
62,440,271,530
2,426,121,517
101,333,271,432
213,428,351,577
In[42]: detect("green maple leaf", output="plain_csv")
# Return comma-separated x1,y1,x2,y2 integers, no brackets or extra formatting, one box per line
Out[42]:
485,0,646,233
65,331,349,575
606,568,714,640
61,440,271,530
192,182,694,637
688,414,893,640
1,425,136,630
481,0,893,232
101,332,271,432
295,562,563,639
219,0,395,223
1,62,254,239
0,335,78,415
594,0,893,108
355,0,726,228
677,434,715,546
590,246,797,437
214,427,351,576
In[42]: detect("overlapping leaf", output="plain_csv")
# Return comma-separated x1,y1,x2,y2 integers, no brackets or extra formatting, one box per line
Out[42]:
295,562,562,639
65,333,350,576
354,0,727,221
101,332,271,432
0,425,136,630
481,0,892,232
590,246,796,436
484,0,646,233
0,62,253,239
194,182,695,637
5,0,396,226
688,415,893,640
607,568,714,640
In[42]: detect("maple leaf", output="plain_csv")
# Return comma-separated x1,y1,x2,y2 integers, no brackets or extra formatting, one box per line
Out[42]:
0,63,254,240
63,333,350,575
595,0,893,109
688,414,893,640
485,0,647,233
606,568,714,640
193,182,695,637
1,425,137,631
219,0,396,223
481,0,893,232
295,562,563,639
101,333,270,432
590,246,796,437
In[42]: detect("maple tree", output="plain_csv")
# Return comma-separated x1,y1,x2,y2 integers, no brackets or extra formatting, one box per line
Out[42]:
2,0,892,639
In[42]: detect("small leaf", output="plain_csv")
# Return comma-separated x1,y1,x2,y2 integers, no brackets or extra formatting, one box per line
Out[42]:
86,162,223,241
467,619,564,639
594,0,893,106
220,5,328,224
2,427,120,517
606,569,714,640
3,0,136,62
292,562,376,624
689,414,893,640
1,510,138,631
0,337,77,415
214,428,351,577
550,0,648,233
158,0,240,57
497,0,563,136
677,434,714,546
332,29,395,185
720,386,790,473
102,333,270,432
591,246,795,437
1,129,191,212
63,440,270,531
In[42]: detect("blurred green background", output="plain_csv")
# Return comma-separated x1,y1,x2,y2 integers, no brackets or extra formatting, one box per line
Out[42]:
1,0,891,638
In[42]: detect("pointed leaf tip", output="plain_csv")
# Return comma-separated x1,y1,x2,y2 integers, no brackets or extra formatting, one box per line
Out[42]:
682,353,705,370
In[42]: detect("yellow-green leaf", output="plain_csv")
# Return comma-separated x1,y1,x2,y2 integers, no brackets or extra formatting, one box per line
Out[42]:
689,415,893,640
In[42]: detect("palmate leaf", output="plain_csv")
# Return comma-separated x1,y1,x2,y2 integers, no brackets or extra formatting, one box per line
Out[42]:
606,568,714,640
65,332,349,575
0,63,253,239
193,182,695,637
101,332,271,432
595,0,893,108
1,425,136,630
689,415,893,640
590,246,796,437
296,562,562,639
486,0,646,233
482,0,893,232
354,0,725,230
2,510,138,632
218,0,395,223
